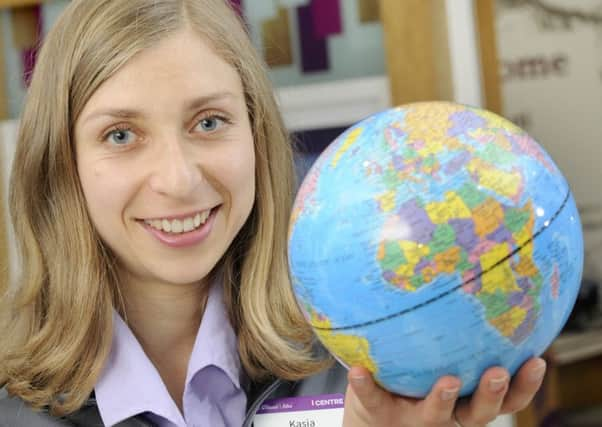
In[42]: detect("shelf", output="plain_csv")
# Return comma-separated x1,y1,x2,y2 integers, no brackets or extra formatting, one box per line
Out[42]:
551,328,602,365
0,0,41,8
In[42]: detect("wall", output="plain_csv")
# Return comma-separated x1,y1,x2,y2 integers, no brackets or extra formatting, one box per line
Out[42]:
495,0,602,281
0,119,17,286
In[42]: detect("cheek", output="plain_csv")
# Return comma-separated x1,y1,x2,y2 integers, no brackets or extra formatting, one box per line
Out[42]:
212,139,256,224
77,162,128,228
232,143,256,206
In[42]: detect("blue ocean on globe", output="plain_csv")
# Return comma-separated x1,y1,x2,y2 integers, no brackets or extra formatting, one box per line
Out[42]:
288,102,584,397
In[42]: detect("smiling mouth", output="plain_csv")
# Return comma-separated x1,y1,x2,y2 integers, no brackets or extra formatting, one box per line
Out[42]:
143,209,213,234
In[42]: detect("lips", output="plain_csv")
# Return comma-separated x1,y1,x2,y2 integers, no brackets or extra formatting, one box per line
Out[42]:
144,209,211,234
139,207,219,248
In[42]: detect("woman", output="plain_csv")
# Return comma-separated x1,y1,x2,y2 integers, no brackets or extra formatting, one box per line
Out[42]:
0,1,546,426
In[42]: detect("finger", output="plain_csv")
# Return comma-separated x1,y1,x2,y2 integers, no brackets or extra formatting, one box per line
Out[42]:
500,358,546,414
344,366,397,421
419,376,462,425
455,367,509,427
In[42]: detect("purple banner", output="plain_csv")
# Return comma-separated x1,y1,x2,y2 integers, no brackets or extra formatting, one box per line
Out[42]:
228,0,243,17
21,6,42,87
297,5,329,73
310,0,342,38
256,394,345,414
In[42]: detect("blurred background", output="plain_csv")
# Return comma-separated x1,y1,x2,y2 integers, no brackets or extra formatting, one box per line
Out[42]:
0,1,601,425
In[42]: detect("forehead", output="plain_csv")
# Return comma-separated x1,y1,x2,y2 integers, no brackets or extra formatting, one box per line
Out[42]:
79,28,244,116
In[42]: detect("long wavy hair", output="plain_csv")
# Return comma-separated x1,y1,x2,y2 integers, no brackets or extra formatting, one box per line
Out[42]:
0,0,328,415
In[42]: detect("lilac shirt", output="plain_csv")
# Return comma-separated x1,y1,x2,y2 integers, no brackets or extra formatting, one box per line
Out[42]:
95,283,247,427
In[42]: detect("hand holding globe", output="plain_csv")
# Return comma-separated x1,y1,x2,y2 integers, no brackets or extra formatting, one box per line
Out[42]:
288,102,583,425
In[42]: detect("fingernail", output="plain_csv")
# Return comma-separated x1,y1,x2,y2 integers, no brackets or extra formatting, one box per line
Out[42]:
350,376,367,386
441,386,460,401
529,360,547,382
489,376,508,392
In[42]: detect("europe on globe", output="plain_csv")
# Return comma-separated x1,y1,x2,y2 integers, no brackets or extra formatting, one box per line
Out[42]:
288,101,584,397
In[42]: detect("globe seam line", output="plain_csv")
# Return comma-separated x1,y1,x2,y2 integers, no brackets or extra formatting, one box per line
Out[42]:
312,190,572,331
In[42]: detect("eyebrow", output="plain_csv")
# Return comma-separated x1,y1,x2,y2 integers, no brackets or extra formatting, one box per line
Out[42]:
81,91,239,124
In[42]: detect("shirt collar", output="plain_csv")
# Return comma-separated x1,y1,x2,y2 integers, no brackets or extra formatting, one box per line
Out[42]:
95,280,242,427
186,282,242,389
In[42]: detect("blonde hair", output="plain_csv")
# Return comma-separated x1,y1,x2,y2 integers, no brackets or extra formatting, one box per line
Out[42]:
0,0,328,415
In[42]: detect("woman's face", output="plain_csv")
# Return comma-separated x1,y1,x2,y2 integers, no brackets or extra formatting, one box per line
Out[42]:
75,29,256,288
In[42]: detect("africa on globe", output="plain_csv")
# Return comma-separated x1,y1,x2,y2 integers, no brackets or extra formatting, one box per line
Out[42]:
288,101,583,397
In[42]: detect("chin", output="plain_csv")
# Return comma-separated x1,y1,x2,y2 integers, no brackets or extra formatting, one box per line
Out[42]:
150,266,214,287
166,274,211,286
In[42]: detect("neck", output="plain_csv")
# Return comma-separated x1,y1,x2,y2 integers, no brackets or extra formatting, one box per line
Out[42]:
119,273,211,411
122,280,208,351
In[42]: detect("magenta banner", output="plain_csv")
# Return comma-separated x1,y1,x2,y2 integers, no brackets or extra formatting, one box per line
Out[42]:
310,0,342,38
21,5,42,86
297,4,329,72
228,0,243,17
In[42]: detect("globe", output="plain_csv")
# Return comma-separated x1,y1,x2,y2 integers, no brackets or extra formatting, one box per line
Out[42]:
288,101,584,397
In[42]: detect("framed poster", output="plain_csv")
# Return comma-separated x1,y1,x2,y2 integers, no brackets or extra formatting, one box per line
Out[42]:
494,0,602,280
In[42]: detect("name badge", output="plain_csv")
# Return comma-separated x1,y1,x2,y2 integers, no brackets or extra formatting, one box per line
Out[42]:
253,393,345,427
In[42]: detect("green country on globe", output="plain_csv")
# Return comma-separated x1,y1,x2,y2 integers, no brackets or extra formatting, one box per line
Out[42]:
288,101,584,397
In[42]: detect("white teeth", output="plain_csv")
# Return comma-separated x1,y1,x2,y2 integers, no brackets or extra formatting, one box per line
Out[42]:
171,219,183,233
145,209,212,234
183,218,194,232
201,210,209,223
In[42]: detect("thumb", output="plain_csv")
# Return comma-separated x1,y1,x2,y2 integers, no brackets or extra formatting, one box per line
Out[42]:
346,366,387,411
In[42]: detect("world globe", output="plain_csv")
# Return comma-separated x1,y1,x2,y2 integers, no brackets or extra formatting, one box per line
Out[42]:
288,101,584,397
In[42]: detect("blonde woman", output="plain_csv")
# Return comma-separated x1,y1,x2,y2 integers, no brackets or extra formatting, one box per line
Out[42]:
0,1,546,426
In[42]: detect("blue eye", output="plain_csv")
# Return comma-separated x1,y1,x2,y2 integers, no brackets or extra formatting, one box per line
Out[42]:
106,128,135,145
195,116,226,133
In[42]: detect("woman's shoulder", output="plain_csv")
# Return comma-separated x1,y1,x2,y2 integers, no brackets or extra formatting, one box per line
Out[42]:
257,359,348,401
295,359,348,396
0,389,155,427
0,389,72,426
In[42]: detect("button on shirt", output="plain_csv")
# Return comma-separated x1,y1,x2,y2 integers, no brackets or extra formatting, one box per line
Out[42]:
95,283,247,427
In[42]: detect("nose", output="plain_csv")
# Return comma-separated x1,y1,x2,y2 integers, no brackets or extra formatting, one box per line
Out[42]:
148,135,202,200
